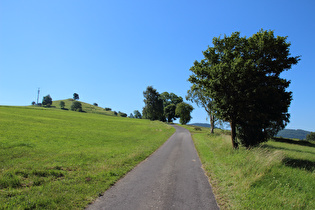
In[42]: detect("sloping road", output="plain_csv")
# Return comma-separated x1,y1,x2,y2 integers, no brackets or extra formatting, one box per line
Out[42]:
86,125,219,210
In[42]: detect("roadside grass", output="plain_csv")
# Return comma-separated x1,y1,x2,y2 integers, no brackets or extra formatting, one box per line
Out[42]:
0,106,175,209
183,125,315,209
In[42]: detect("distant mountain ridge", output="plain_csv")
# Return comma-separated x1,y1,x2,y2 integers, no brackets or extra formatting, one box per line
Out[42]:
189,123,311,140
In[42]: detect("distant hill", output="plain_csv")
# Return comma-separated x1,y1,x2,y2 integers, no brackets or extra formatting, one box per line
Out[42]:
275,129,311,140
190,123,311,140
189,123,210,128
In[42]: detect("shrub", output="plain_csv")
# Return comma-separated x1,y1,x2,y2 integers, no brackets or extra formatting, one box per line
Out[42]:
105,108,112,111
306,132,315,141
42,95,52,107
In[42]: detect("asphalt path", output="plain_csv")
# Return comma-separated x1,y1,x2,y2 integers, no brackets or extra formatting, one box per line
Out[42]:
86,125,219,210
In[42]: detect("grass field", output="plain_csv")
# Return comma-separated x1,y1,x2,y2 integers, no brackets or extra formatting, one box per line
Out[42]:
183,125,315,209
0,106,175,209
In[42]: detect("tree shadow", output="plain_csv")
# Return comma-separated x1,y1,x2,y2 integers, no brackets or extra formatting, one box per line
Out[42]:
271,137,315,148
282,158,315,172
260,144,315,155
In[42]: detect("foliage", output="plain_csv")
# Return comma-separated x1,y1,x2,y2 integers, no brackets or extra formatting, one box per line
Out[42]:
118,111,127,117
73,93,79,100
0,106,175,209
133,110,142,119
142,86,164,121
42,95,52,107
105,107,112,111
164,104,177,123
175,102,193,125
306,132,315,141
93,103,98,106
59,101,65,109
184,125,315,209
31,101,36,105
129,113,134,118
188,29,300,148
160,92,183,122
71,101,82,112
186,84,216,133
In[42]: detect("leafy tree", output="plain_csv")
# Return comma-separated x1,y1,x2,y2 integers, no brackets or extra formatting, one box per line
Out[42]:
59,101,65,109
186,84,216,133
129,113,134,118
306,132,315,141
188,30,300,148
93,103,98,106
31,101,36,105
175,102,193,125
133,110,142,119
142,86,164,121
160,92,183,122
71,101,82,112
164,104,177,123
42,95,52,107
73,93,79,101
105,108,112,111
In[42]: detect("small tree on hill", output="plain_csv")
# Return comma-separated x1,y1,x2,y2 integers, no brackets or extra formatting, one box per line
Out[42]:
93,103,98,106
31,101,36,105
71,101,82,112
73,93,79,101
42,95,52,107
142,86,164,121
134,110,142,119
59,101,66,109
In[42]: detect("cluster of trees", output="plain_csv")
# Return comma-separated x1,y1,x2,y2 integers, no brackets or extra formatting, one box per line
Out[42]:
188,29,300,148
142,86,193,125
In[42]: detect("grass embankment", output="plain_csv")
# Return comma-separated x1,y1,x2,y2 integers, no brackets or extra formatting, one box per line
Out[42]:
184,126,314,209
0,106,175,209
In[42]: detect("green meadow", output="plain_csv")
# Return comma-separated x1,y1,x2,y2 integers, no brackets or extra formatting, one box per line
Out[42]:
0,106,175,209
184,126,315,209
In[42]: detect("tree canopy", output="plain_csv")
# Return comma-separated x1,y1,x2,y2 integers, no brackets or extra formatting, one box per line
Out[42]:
42,95,52,107
73,93,79,101
142,86,164,121
175,102,194,125
189,30,300,148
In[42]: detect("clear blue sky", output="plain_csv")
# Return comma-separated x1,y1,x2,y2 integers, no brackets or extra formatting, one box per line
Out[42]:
1,0,314,132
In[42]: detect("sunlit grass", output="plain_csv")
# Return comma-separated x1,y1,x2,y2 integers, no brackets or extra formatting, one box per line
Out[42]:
0,106,175,209
183,125,315,209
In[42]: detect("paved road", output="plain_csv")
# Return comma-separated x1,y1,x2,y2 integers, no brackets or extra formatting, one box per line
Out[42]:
86,125,219,210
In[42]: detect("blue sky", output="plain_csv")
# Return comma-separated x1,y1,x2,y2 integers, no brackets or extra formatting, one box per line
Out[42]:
1,0,314,132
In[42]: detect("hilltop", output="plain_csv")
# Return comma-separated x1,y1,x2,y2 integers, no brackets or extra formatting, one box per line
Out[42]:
44,99,118,116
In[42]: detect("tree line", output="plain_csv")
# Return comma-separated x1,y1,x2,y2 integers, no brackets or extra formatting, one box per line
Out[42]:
142,86,193,125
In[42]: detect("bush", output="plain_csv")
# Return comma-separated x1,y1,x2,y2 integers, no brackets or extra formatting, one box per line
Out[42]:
306,132,315,141
42,95,52,107
105,108,112,111
71,101,82,112
118,112,127,117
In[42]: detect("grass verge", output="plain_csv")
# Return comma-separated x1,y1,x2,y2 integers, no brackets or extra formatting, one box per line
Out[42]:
183,125,314,209
0,106,174,209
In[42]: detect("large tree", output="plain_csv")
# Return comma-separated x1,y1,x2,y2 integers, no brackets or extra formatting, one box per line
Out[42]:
142,86,164,121
189,30,300,148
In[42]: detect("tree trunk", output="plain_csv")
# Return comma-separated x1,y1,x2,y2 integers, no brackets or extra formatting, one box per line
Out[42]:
210,115,214,134
230,120,238,149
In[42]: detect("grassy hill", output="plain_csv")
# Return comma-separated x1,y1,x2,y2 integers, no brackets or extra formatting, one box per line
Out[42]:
182,125,315,209
0,105,174,209
52,99,117,116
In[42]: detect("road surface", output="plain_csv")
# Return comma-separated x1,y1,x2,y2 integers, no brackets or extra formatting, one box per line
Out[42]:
86,125,219,210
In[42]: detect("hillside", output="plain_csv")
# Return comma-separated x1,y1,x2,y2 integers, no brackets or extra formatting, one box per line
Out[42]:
275,129,311,140
0,105,174,209
190,123,311,140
